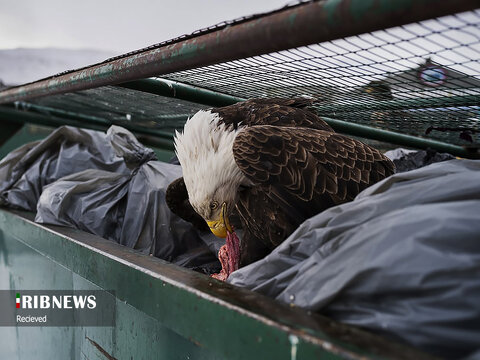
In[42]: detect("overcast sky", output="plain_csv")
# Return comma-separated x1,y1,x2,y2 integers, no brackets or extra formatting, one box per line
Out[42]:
0,0,290,55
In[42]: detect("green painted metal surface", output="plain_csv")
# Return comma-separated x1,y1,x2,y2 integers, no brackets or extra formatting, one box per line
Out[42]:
0,224,219,360
322,117,478,158
314,94,480,114
1,103,179,140
0,120,23,148
0,106,176,158
0,210,436,360
0,124,53,159
118,78,244,107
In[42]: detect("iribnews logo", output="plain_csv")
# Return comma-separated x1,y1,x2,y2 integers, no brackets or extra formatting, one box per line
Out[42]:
1,290,114,326
15,292,97,309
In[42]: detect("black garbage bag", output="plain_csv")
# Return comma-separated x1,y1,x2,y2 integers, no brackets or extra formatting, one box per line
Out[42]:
385,147,455,172
0,125,149,210
35,162,220,269
229,159,480,359
0,125,220,272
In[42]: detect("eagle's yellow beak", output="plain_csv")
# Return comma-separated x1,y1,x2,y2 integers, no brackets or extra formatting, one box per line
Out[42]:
206,203,232,238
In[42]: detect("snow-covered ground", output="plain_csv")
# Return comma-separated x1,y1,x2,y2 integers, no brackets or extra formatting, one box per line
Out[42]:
0,48,115,86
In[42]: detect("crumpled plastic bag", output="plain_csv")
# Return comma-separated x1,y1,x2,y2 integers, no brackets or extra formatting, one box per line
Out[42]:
0,125,152,210
229,159,480,359
35,161,219,267
0,125,220,272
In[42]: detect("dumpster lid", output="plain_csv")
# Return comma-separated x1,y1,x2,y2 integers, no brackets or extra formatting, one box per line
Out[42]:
0,0,479,156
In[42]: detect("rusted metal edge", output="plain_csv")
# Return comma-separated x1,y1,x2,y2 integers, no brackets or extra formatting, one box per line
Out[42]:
15,1,311,85
0,0,478,104
2,209,438,360
14,1,311,86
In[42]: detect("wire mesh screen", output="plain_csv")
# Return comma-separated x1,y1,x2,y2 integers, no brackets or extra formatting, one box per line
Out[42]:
162,9,480,147
20,87,205,133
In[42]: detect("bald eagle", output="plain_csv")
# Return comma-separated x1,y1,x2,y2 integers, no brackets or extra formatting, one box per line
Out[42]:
167,98,395,280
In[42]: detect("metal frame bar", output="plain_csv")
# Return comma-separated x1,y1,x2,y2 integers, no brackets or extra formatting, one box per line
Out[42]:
0,0,477,104
0,105,177,150
13,101,190,126
0,209,435,360
323,117,478,157
118,78,244,107
314,94,480,114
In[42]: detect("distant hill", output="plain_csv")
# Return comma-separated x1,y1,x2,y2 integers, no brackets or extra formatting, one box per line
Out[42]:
0,48,116,86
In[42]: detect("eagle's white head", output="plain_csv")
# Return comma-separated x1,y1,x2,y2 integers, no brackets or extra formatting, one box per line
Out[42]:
174,110,247,238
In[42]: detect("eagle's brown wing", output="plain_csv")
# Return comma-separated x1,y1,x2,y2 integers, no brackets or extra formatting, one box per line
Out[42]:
233,125,395,249
213,98,333,132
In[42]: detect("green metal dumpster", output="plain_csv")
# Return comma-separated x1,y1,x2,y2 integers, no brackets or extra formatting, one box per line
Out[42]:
0,0,479,359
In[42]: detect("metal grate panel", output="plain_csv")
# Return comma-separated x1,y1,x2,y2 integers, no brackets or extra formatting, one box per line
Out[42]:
15,87,206,133
1,1,479,154
162,10,480,146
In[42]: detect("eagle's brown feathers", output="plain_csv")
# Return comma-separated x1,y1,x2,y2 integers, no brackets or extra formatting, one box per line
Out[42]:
233,125,394,250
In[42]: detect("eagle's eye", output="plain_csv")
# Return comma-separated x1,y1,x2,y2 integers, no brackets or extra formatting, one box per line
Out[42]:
210,201,219,210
